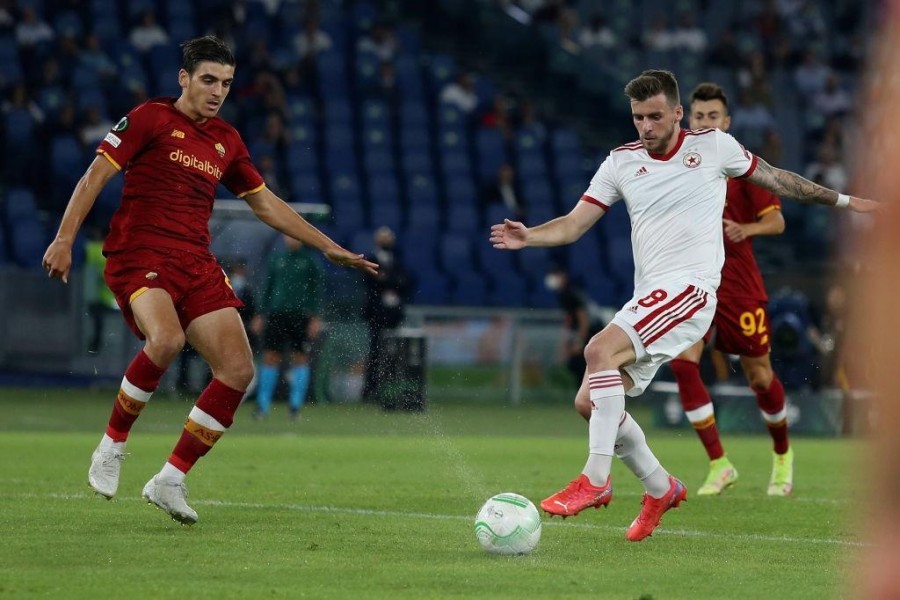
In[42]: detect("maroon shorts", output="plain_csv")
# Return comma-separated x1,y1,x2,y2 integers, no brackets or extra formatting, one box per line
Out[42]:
704,296,771,358
104,247,243,340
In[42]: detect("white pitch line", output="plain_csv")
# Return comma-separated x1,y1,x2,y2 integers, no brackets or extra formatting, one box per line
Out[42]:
28,492,867,548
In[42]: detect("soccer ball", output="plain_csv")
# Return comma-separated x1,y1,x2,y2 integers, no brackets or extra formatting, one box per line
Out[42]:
474,492,542,555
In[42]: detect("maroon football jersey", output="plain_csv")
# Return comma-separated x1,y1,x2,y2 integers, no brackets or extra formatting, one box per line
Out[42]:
96,97,265,254
718,177,781,301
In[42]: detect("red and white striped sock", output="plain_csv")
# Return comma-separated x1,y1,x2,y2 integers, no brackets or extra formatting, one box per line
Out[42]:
583,370,625,487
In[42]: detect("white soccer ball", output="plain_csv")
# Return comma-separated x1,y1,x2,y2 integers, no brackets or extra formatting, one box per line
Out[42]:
474,492,542,555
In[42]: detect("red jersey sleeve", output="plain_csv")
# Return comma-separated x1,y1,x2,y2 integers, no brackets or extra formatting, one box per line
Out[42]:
747,181,781,219
221,133,265,198
95,102,159,170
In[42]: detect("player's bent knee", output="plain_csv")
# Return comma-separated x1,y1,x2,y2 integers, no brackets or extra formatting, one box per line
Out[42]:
583,339,617,370
218,361,254,391
144,330,186,364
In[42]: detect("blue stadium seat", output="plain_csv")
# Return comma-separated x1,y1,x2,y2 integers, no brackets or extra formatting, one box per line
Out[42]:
444,176,478,208
286,142,319,175
400,229,439,273
369,199,403,232
551,129,581,155
407,204,440,231
488,273,528,307
399,126,430,152
4,188,39,223
363,149,395,176
406,174,439,206
330,174,362,204
445,202,479,234
401,150,434,179
475,128,509,183
606,235,635,287
54,11,84,38
355,52,381,90
398,100,429,130
9,217,45,268
451,272,488,306
440,151,472,181
477,239,518,278
287,95,316,125
517,152,548,179
439,233,476,275
316,52,350,98
394,55,426,99
554,152,587,182
368,173,400,204
288,122,318,148
360,98,390,128
425,54,457,95
324,100,354,127
330,198,366,237
291,173,324,204
411,271,450,305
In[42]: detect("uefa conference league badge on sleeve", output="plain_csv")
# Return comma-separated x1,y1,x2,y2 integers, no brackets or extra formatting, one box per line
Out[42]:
104,116,129,148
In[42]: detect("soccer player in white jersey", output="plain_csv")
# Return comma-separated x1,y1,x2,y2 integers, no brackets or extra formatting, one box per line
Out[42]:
490,70,877,541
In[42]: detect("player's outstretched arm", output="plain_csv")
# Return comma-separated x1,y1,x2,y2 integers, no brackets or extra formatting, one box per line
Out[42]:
723,209,785,243
747,158,879,213
43,155,119,284
490,202,605,250
244,187,378,275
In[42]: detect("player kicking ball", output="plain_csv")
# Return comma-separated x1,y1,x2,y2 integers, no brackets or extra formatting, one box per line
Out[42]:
42,36,377,524
670,83,793,497
490,70,876,541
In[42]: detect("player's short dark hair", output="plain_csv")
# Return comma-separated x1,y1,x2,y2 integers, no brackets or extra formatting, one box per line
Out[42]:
180,36,235,74
624,70,680,106
690,82,729,112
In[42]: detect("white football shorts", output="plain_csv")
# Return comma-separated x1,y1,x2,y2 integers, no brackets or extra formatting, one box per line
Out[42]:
611,281,717,396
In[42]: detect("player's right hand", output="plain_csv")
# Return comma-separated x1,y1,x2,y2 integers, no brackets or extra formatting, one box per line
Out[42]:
848,196,881,213
490,219,527,250
42,240,73,284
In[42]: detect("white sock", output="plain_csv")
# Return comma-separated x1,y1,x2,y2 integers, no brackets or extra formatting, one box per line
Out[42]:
614,412,670,497
99,434,125,452
159,462,186,484
583,370,625,486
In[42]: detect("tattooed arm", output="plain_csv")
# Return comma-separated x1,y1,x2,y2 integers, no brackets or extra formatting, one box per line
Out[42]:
746,157,879,213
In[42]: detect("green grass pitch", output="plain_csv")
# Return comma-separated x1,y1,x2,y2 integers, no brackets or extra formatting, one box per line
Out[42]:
0,389,865,599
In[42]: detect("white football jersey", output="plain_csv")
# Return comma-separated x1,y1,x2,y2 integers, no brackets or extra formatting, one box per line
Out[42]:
583,128,757,293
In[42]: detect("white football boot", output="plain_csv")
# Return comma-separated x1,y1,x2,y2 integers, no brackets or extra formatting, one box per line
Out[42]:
142,475,199,525
88,443,126,499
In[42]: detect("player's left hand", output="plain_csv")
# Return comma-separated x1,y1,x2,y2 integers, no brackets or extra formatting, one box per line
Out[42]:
42,240,73,284
324,247,379,275
849,196,881,213
723,218,749,243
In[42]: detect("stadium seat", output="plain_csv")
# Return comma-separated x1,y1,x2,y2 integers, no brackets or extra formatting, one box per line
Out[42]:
440,151,473,181
398,100,430,130
369,198,403,232
4,188,39,223
450,272,488,306
401,150,435,179
410,270,450,305
488,273,528,307
368,173,401,205
439,233,476,277
9,217,45,268
363,149,396,177
475,128,509,183
406,174,439,206
360,99,390,128
287,95,316,125
324,100,354,127
286,142,319,175
425,53,457,95
407,204,441,232
400,126,431,153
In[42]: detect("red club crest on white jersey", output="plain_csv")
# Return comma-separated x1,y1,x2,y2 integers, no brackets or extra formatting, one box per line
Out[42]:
683,152,702,168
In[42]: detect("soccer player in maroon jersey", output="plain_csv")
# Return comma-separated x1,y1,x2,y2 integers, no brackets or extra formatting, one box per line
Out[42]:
41,36,378,525
668,82,794,496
